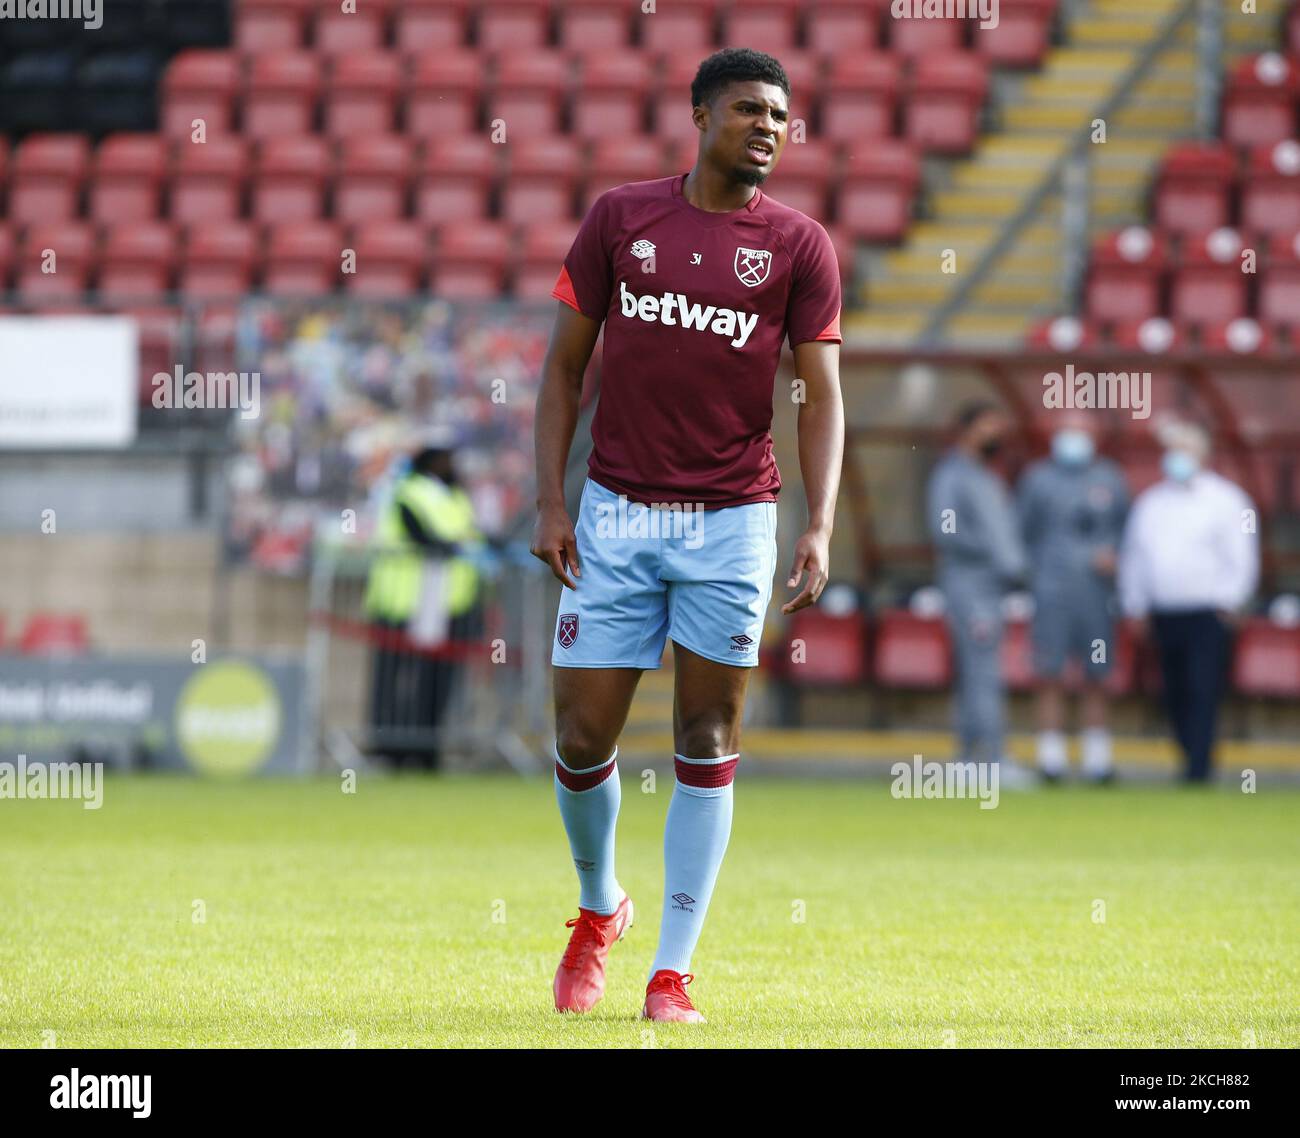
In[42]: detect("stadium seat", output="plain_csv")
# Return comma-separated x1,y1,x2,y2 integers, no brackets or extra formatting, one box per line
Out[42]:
76,49,161,135
1232,618,1300,699
721,1,800,53
1110,316,1182,354
264,221,344,295
488,54,569,138
1260,230,1300,334
781,608,870,687
18,613,89,656
430,221,511,299
9,134,91,226
393,0,467,50
1241,142,1300,238
346,221,430,297
821,53,900,142
0,225,12,291
905,53,989,154
835,142,921,241
822,224,856,282
806,1,881,54
1025,315,1100,352
98,222,177,302
586,137,666,206
1222,53,1298,150
407,50,482,138
242,52,321,141
1084,228,1168,324
119,306,184,405
570,52,652,141
514,220,581,300
872,610,952,690
1170,229,1247,325
414,136,497,224
234,0,308,53
500,137,581,224
975,0,1056,68
170,137,249,224
642,1,717,53
478,0,552,51
88,134,168,224
314,1,388,54
557,0,633,50
1153,141,1236,235
888,11,966,59
160,50,241,139
324,52,402,139
179,221,260,298
17,223,96,301
764,139,834,219
251,134,330,223
334,136,413,223
193,303,242,374
1200,317,1273,356
652,56,712,144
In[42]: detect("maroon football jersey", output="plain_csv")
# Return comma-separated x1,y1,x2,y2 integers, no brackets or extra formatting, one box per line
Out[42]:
552,174,842,508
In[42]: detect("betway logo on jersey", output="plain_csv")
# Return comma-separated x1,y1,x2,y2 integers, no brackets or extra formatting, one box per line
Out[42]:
618,279,759,349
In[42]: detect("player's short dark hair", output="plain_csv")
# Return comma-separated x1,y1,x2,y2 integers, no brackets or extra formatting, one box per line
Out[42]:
955,401,1000,430
690,48,790,109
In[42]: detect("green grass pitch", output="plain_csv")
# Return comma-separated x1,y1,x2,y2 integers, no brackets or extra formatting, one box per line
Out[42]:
0,775,1296,1048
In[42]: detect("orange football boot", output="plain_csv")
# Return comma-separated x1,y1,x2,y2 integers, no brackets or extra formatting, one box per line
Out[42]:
553,893,633,1013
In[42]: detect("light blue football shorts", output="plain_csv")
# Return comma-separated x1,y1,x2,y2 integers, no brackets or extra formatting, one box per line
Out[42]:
551,477,779,669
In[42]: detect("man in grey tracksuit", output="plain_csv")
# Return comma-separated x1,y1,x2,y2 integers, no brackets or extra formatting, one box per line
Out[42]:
927,403,1027,767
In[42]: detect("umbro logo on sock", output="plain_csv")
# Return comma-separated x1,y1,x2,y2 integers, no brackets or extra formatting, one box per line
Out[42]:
671,892,696,911
574,858,595,871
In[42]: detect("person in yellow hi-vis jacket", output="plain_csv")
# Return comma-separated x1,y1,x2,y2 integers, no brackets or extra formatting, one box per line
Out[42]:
364,438,482,769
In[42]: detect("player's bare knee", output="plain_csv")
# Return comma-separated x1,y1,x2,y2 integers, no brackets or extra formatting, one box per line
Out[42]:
555,723,618,770
674,710,743,759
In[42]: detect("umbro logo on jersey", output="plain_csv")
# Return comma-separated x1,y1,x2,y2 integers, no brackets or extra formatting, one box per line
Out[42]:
618,279,759,348
630,239,656,259
671,892,696,911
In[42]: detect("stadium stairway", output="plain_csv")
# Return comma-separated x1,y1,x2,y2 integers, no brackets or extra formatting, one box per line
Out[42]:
852,0,1289,348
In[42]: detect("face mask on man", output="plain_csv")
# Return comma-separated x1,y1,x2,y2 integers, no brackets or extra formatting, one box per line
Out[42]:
1051,428,1095,466
1162,449,1200,483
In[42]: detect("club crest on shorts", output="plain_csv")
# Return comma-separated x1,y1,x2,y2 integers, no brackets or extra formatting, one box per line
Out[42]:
734,246,772,287
557,613,579,649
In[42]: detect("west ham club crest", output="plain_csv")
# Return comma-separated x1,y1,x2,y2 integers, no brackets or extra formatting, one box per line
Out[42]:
734,246,772,287
557,613,579,649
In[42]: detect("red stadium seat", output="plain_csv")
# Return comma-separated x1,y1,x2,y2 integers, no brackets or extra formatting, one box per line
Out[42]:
763,139,834,219
242,52,321,141
1199,317,1272,356
514,220,580,300
17,223,96,301
835,142,921,241
822,224,856,282
160,50,241,139
0,225,13,291
193,304,241,374
1025,315,1100,352
822,53,900,142
478,0,551,52
1232,619,1300,698
335,135,412,223
975,0,1055,68
1110,316,1181,354
119,306,183,405
782,608,869,687
314,1,386,54
652,56,711,144
1241,141,1300,238
407,50,482,138
488,54,569,138
806,1,881,54
98,222,177,302
265,221,343,295
430,221,510,299
905,52,988,154
394,0,468,52
235,0,309,53
571,52,652,141
642,1,716,53
251,134,330,223
500,137,581,224
170,136,249,224
9,134,90,226
18,613,89,656
414,136,497,224
888,9,966,58
1084,227,1168,323
1170,228,1247,325
1222,53,1298,150
872,610,951,690
557,0,632,50
1260,230,1300,333
721,1,800,54
346,221,430,297
89,134,167,224
1153,141,1236,236
324,52,402,139
180,221,259,298
586,137,665,206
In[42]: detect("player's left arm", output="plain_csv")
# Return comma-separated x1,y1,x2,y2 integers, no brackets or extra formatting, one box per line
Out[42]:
782,338,844,614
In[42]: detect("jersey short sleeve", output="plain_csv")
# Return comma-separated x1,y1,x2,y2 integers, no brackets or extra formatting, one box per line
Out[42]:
552,191,616,322
786,222,843,348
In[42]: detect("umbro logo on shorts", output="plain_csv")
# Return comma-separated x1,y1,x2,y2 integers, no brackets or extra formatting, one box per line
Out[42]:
557,613,579,649
730,633,755,653
618,279,759,348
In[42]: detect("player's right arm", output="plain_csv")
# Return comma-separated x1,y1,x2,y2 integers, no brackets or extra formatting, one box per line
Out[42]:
530,302,602,589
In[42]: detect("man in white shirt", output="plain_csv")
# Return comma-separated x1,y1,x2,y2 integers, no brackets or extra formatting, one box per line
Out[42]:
1118,420,1259,781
